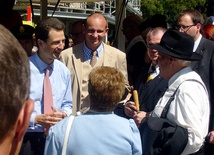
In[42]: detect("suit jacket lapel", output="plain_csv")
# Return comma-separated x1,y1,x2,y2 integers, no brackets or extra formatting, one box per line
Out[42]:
102,43,114,66
192,37,206,69
72,43,84,94
141,76,164,102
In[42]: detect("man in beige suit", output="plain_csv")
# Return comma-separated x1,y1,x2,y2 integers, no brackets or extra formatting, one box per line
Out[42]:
60,13,128,115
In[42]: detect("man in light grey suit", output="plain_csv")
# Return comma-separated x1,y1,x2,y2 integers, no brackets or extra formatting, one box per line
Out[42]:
60,13,128,115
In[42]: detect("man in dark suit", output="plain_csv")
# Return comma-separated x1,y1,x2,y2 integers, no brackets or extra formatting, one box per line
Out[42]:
177,9,214,154
122,14,148,86
124,27,168,127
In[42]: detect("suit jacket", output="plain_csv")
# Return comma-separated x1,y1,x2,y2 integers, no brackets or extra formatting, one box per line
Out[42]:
133,63,151,91
126,36,148,85
192,37,214,131
114,73,168,118
60,42,128,115
138,75,168,112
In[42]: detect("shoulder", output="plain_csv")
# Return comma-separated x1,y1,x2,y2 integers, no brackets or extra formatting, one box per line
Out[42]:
54,59,70,74
29,53,39,69
61,43,83,55
54,59,67,67
110,114,139,132
202,37,214,43
201,37,214,48
178,71,207,92
60,47,73,56
147,76,168,89
103,43,124,53
48,116,72,142
103,43,126,56
128,118,140,133
29,52,36,61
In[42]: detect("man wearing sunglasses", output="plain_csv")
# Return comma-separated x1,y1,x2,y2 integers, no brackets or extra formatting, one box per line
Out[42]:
177,9,214,155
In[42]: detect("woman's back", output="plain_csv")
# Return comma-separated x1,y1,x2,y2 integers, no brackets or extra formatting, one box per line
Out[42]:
45,113,142,155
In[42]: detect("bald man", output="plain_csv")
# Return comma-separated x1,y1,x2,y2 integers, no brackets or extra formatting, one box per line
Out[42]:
60,13,128,115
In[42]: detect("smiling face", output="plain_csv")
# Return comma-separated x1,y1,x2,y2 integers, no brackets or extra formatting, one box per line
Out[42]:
38,28,65,63
84,13,108,51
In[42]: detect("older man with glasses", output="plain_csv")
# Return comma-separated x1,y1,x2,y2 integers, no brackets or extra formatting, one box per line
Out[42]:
177,9,214,155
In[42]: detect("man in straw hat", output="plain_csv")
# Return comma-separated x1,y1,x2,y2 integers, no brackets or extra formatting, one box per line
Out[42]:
149,29,210,155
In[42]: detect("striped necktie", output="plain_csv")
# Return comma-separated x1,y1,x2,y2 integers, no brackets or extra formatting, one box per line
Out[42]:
44,66,53,114
146,64,156,82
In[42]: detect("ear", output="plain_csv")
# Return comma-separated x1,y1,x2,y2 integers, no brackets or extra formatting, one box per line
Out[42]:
37,39,44,48
196,23,202,32
169,57,176,64
15,99,34,141
105,27,109,36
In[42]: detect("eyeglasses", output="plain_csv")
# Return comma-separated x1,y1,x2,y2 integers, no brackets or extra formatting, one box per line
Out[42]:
176,24,196,31
70,32,82,37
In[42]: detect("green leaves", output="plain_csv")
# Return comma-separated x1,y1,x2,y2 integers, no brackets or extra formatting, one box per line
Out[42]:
141,0,206,26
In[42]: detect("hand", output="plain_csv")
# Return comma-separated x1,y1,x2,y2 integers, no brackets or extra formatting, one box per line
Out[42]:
124,101,138,117
34,112,65,136
35,113,63,128
52,106,67,118
208,131,214,144
133,111,147,127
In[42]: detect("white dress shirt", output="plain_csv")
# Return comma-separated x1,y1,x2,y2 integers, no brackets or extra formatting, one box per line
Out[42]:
152,66,210,155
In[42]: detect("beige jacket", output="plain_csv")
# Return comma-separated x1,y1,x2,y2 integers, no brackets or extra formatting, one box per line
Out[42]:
60,42,128,115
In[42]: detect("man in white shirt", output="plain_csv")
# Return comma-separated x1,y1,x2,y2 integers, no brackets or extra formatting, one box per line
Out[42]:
149,29,210,155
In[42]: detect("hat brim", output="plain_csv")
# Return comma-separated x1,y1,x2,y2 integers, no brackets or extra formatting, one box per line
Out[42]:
148,44,202,61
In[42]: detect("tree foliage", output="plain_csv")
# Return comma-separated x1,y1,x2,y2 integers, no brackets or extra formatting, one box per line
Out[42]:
141,0,207,26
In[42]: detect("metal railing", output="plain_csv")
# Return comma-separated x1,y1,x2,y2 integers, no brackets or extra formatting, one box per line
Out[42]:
16,0,142,17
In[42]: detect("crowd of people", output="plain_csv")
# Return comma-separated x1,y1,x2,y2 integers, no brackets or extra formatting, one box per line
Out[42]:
0,1,214,154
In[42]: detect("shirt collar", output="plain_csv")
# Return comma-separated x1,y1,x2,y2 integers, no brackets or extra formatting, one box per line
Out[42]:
148,63,160,75
83,41,104,57
168,66,192,89
193,34,202,52
34,52,54,72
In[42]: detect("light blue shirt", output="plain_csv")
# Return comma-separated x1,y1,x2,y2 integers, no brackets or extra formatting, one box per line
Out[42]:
83,41,103,62
44,113,142,155
28,52,72,132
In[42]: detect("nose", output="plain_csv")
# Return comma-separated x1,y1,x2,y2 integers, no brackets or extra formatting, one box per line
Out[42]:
58,41,65,50
92,31,98,37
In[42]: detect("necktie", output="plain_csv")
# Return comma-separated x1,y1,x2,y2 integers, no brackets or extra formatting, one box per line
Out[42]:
146,64,156,82
44,66,53,114
90,50,97,67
